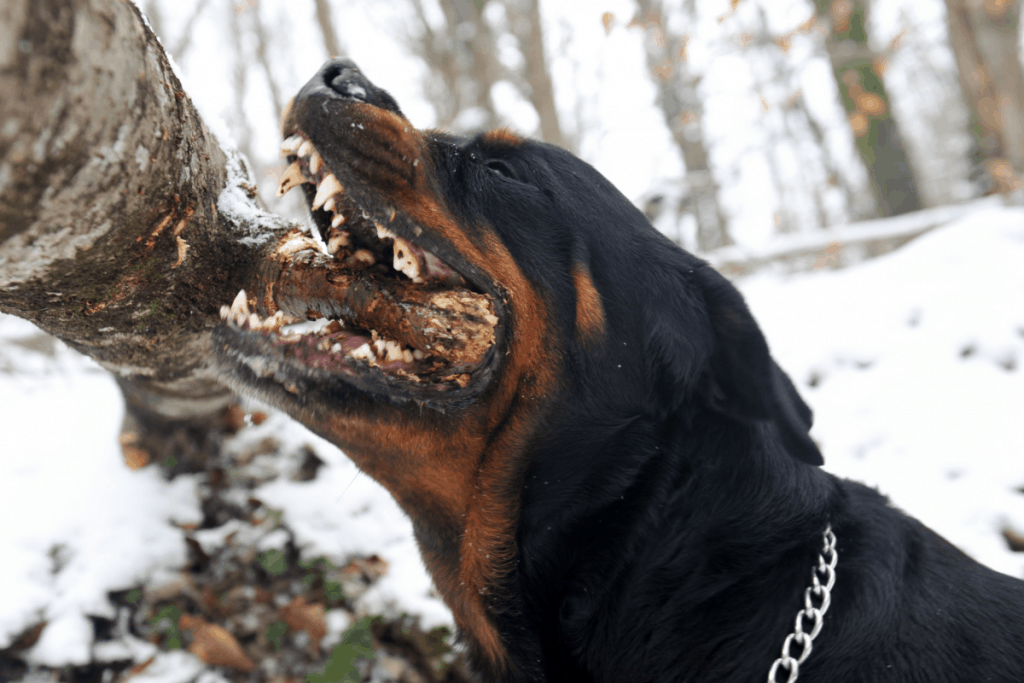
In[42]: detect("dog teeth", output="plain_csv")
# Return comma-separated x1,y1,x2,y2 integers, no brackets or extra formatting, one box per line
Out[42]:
280,135,303,156
324,196,336,212
308,152,323,175
375,223,397,240
313,174,344,210
277,161,307,197
327,230,350,255
350,343,376,362
331,213,347,228
230,289,250,320
298,139,315,158
392,237,423,282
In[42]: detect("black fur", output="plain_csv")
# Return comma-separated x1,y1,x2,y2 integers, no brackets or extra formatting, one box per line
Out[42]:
460,139,1024,682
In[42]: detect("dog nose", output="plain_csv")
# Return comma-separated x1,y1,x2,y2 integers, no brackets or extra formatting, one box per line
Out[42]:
294,58,404,116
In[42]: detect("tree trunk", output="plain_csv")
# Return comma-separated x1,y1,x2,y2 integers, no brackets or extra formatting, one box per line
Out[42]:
504,0,568,149
944,0,1024,193
633,0,731,251
407,0,502,132
0,0,295,450
313,0,345,59
814,0,922,217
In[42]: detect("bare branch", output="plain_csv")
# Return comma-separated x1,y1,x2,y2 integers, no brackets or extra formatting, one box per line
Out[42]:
251,1,286,125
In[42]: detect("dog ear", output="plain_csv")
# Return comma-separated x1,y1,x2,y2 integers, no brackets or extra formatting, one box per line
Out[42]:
695,264,823,466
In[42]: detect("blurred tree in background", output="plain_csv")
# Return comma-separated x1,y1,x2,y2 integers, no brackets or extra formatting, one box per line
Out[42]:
944,0,1024,194
813,0,922,217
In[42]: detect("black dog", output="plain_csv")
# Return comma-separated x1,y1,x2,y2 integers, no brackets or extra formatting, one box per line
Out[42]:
213,59,1024,682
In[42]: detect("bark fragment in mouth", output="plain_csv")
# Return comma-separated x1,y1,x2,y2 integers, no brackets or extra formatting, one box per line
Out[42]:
272,254,498,367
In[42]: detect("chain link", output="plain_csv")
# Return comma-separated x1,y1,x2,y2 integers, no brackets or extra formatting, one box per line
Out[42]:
767,525,837,683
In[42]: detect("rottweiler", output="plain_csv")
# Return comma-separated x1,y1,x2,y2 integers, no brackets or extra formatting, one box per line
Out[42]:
213,59,1024,682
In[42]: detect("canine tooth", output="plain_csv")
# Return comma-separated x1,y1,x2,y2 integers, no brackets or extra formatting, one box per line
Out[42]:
313,174,343,210
277,161,307,197
324,197,336,212
230,290,251,320
392,237,422,281
309,151,323,175
331,213,347,228
298,139,314,158
280,135,303,156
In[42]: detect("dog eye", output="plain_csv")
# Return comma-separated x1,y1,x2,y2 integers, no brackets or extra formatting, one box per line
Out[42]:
485,160,517,180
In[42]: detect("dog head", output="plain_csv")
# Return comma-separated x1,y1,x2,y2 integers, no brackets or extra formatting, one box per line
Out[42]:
213,58,821,676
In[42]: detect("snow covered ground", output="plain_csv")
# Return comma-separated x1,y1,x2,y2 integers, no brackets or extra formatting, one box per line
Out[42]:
0,205,1022,674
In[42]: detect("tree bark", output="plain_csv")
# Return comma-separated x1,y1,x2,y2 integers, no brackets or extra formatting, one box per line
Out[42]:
944,0,1024,193
814,0,922,217
0,0,295,429
633,0,731,251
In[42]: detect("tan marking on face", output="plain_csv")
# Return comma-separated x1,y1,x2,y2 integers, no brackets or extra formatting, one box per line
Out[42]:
283,103,560,672
572,262,605,345
481,128,523,147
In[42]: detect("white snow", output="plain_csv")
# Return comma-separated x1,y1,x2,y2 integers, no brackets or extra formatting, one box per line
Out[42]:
0,341,202,662
739,206,1024,577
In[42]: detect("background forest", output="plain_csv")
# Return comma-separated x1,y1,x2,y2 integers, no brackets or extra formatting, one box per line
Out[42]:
137,0,1020,254
1,0,1023,682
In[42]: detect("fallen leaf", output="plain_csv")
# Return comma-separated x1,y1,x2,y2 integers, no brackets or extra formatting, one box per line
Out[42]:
188,621,255,671
280,596,327,644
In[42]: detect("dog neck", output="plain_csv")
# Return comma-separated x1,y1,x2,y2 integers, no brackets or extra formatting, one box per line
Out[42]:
509,412,836,680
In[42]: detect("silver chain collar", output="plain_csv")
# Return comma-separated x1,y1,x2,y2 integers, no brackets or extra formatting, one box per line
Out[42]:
767,525,838,683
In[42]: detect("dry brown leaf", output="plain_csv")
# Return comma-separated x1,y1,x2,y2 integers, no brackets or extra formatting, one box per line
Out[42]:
280,596,327,643
188,621,256,671
223,404,247,433
122,445,151,470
